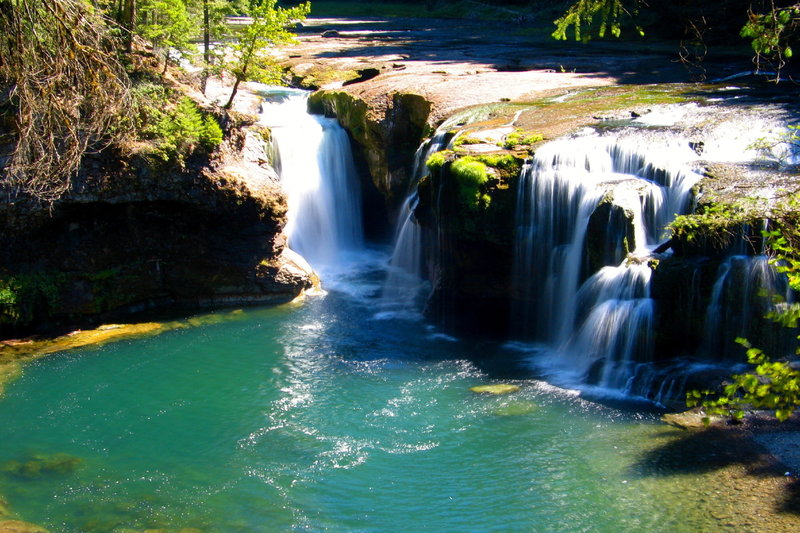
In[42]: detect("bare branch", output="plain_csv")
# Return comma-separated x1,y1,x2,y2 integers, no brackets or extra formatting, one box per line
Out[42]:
0,0,132,202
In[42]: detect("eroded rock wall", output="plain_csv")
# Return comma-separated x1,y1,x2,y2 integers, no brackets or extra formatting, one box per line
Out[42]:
308,90,432,209
0,116,312,337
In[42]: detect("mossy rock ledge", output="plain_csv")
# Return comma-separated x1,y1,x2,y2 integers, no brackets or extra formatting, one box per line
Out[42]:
0,116,314,338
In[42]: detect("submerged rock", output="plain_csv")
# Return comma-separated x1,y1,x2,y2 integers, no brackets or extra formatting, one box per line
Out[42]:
492,400,537,416
0,521,50,533
470,384,520,395
662,408,723,430
0,497,10,518
1,453,83,480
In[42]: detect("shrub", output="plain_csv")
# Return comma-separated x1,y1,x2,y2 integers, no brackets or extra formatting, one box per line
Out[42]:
134,85,223,164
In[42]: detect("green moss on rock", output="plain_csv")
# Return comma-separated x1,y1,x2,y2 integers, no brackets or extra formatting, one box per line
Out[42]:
470,384,521,394
451,158,490,209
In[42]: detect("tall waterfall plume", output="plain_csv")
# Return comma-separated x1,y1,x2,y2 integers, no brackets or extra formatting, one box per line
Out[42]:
260,88,363,271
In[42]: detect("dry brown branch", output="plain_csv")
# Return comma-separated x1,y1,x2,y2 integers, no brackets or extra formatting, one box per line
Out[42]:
0,0,132,202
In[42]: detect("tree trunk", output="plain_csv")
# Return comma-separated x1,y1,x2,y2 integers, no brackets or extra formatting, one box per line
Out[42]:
123,0,136,54
224,77,241,109
201,0,210,94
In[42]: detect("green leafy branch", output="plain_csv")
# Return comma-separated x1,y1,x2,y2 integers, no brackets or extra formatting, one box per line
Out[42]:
687,338,800,422
552,0,642,42
740,3,800,79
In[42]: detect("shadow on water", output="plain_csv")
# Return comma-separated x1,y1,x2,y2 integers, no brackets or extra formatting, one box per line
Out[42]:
632,427,775,476
630,425,800,515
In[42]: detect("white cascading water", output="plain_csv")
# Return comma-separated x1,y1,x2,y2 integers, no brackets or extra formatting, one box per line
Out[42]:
513,133,700,392
378,130,449,314
381,106,529,315
702,254,793,360
259,88,363,271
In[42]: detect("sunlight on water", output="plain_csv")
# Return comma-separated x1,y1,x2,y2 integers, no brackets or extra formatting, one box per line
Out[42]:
0,277,781,532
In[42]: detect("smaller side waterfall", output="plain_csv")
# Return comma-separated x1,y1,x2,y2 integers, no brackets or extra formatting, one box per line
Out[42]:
260,88,363,270
702,255,793,360
380,105,518,316
379,128,451,315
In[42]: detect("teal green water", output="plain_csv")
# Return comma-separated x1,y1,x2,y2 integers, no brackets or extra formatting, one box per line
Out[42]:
0,263,743,532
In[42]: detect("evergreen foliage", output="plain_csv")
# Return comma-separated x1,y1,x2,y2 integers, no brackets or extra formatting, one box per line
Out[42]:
552,0,639,41
136,91,223,164
0,0,132,202
139,0,196,73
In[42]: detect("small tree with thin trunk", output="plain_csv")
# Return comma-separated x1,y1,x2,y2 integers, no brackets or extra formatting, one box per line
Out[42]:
139,0,196,74
186,0,238,94
222,0,309,109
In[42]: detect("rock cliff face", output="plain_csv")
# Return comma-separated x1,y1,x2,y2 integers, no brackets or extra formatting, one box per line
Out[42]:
0,115,313,338
308,90,432,210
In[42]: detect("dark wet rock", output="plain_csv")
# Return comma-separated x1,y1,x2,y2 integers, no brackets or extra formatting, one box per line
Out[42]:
0,114,312,338
342,68,380,87
309,90,432,209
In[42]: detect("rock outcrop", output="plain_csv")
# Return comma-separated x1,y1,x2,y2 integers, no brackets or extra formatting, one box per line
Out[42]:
308,90,432,209
0,113,313,338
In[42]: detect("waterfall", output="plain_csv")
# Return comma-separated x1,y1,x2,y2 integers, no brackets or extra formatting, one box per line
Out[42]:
381,105,535,316
513,133,701,394
378,130,449,314
259,88,363,271
701,255,793,360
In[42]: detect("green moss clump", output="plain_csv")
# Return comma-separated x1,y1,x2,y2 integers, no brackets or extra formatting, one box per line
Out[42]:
502,129,543,149
451,158,490,209
425,150,451,171
470,153,522,177
453,135,484,148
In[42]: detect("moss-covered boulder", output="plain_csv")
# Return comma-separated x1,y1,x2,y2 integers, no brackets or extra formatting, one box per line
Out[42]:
415,148,524,337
